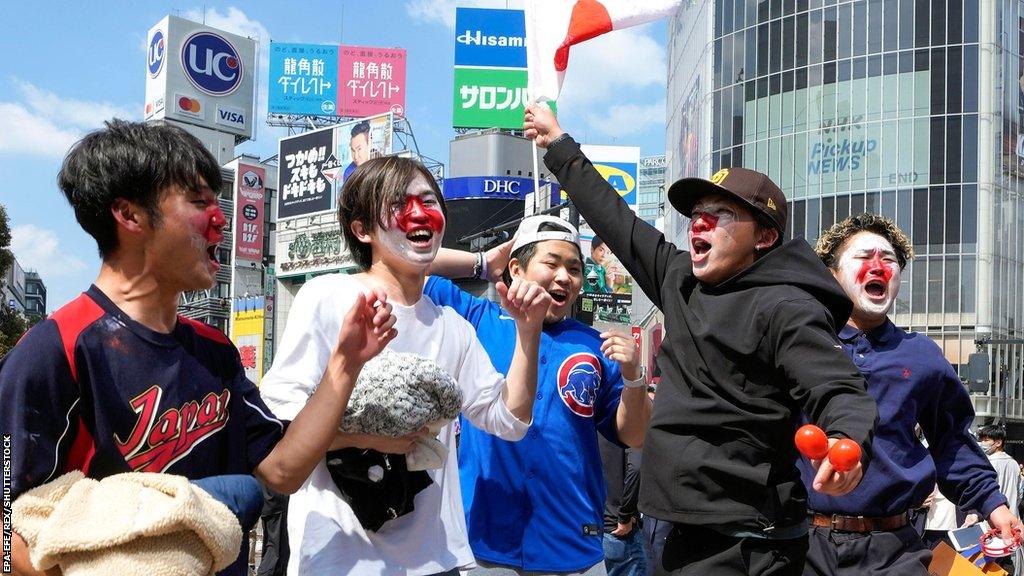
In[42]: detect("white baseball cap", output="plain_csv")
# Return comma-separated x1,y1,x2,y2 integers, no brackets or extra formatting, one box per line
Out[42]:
510,215,581,254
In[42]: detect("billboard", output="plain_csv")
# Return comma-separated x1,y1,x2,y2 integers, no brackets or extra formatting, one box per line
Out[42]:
562,144,639,325
274,215,354,278
742,70,931,196
268,43,339,116
277,113,393,219
339,45,407,117
441,176,559,201
145,15,256,139
234,163,265,262
268,42,407,118
232,297,264,385
453,8,552,128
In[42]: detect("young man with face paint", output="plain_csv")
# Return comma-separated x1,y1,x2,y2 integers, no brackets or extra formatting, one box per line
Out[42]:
0,120,396,576
259,156,552,576
801,214,1022,576
524,105,878,576
425,215,653,575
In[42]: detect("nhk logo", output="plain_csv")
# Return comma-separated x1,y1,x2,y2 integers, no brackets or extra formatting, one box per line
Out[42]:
456,30,524,47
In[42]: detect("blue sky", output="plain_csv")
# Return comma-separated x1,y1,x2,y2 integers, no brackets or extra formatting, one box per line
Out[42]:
0,1,667,311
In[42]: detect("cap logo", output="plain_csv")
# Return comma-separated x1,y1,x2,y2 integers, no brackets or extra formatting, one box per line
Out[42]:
767,198,777,211
710,169,729,185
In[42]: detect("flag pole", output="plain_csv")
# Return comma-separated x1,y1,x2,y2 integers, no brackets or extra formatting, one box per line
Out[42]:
531,138,541,216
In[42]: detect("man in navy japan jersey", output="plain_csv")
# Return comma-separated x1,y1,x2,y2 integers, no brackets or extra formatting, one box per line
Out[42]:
0,120,397,576
426,215,653,575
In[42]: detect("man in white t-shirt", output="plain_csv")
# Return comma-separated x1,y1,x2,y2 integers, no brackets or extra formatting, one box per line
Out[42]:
261,156,551,575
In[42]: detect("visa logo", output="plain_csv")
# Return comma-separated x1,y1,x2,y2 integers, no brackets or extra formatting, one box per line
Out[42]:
456,30,524,47
217,108,245,126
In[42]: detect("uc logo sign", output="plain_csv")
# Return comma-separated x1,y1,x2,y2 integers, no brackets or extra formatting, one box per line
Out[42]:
148,30,165,78
181,32,242,95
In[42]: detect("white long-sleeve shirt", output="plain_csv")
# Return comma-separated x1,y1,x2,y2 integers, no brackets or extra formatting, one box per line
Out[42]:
260,273,528,575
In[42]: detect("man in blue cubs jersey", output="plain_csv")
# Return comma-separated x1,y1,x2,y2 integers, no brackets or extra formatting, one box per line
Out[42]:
427,215,653,575
0,119,396,576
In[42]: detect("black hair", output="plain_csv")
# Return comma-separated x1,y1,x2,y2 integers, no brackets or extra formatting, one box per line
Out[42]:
978,424,1006,443
351,120,370,139
57,119,222,259
338,156,446,270
592,236,605,250
501,221,583,285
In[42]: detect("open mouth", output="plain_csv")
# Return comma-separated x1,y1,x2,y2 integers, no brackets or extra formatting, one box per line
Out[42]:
548,289,568,304
864,279,886,298
692,238,712,257
406,228,434,246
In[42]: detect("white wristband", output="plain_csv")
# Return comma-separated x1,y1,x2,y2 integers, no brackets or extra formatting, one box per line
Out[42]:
622,365,647,389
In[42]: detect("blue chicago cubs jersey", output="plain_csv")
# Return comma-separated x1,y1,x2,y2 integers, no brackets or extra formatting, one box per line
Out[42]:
424,276,624,572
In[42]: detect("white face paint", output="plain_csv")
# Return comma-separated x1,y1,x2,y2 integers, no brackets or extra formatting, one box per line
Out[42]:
833,231,902,329
375,174,446,269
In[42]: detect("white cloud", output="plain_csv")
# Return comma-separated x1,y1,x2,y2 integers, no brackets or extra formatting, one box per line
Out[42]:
583,100,666,139
0,103,80,157
180,6,287,155
0,81,137,158
557,26,666,107
406,0,520,29
180,6,270,44
10,225,87,280
13,80,135,129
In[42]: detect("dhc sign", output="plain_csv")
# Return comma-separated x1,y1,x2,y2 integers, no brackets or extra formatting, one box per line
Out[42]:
442,176,560,201
181,31,243,95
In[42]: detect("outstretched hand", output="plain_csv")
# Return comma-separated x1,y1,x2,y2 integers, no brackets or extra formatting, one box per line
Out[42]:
600,330,641,381
334,288,397,371
809,438,863,496
523,103,564,148
485,239,514,284
498,278,552,331
989,504,1024,542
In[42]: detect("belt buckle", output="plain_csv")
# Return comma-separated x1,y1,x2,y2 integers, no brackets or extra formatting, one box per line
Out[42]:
830,514,842,529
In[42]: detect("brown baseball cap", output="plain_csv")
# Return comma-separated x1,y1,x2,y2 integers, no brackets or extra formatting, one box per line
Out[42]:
667,167,788,233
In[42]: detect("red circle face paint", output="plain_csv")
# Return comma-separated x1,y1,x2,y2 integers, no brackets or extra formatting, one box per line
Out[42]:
396,195,444,234
690,211,719,233
854,250,894,285
203,205,226,244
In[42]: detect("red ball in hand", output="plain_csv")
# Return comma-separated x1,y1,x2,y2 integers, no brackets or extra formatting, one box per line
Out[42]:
828,439,862,472
795,424,829,460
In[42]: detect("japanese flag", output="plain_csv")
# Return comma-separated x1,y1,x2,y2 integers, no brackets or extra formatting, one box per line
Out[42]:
525,0,683,103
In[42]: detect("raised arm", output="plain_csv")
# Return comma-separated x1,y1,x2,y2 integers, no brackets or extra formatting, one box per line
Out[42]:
494,278,551,423
255,289,396,493
524,104,679,310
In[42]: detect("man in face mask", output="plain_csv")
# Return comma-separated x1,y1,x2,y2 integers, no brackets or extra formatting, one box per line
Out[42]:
978,425,1021,521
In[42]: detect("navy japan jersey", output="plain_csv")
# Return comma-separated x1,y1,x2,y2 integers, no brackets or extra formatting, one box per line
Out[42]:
424,276,624,572
0,285,284,503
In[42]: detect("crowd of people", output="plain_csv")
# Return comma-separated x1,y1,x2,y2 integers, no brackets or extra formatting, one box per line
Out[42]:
0,105,1020,576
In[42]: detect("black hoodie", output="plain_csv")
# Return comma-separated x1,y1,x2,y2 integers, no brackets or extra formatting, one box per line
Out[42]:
545,137,878,531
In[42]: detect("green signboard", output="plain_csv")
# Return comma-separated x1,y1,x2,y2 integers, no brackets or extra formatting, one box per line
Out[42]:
454,67,530,129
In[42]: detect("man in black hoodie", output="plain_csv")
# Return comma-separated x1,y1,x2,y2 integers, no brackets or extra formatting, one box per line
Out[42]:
524,104,878,576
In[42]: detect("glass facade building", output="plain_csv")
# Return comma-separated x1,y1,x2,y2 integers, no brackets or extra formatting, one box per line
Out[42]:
638,155,669,225
667,0,1024,422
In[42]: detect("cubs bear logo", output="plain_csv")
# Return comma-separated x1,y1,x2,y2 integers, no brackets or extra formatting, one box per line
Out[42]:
557,353,601,418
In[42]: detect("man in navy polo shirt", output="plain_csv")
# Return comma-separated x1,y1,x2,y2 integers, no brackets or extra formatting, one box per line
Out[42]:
801,214,1022,575
427,215,653,575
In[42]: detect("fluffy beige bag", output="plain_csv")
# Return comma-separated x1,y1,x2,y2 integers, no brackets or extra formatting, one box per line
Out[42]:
13,471,241,576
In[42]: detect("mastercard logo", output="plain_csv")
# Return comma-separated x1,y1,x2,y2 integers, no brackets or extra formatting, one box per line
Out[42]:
178,96,201,113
